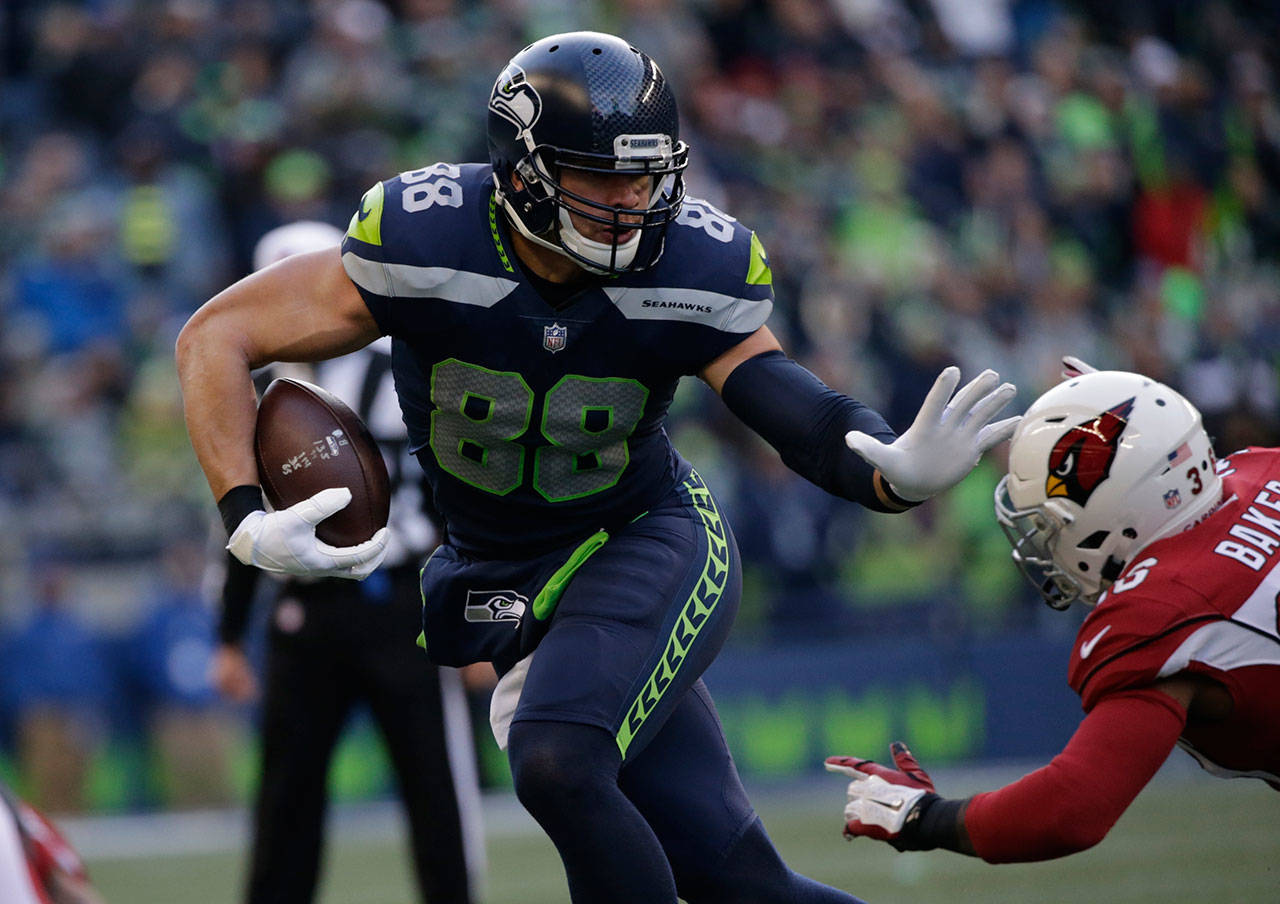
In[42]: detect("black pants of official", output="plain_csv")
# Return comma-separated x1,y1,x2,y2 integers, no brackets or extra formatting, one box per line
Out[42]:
247,565,473,904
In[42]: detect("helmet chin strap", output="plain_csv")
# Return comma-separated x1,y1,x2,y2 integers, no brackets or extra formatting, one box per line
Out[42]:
495,189,576,261
556,206,640,273
496,183,643,276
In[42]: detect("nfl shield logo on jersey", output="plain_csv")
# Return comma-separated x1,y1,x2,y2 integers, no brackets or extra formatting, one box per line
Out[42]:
543,323,567,353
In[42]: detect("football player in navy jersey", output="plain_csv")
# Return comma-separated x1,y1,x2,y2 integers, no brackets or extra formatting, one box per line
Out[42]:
177,31,1019,904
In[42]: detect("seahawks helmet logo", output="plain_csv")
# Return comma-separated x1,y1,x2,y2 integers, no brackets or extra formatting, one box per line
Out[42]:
489,64,541,144
464,589,527,624
1045,397,1135,506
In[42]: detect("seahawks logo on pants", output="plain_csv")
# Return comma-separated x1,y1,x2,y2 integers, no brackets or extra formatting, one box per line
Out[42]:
465,589,528,624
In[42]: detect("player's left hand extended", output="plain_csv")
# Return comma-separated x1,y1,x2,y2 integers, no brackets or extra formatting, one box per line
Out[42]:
845,367,1018,501
825,742,937,845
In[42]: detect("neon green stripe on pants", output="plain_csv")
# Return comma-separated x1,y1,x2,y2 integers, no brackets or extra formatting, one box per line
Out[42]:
615,473,729,759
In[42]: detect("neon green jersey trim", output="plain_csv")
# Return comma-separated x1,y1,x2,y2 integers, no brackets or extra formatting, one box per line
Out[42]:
489,192,515,273
348,181,385,247
531,529,610,621
747,231,772,286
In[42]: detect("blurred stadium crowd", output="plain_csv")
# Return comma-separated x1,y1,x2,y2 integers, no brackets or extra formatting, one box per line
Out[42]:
1,0,1278,812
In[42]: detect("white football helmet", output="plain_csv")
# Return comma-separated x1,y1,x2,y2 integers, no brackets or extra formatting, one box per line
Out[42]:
995,371,1222,609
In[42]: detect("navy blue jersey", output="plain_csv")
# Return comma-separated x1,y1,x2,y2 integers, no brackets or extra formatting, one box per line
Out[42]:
340,163,772,555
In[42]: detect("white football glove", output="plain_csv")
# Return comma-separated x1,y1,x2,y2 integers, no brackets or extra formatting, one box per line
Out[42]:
825,743,937,845
844,367,1019,502
826,769,931,841
226,487,389,580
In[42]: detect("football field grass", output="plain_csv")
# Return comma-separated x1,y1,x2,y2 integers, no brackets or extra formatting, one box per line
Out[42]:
81,769,1276,904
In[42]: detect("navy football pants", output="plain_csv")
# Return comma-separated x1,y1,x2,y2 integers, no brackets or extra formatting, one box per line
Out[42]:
507,475,865,903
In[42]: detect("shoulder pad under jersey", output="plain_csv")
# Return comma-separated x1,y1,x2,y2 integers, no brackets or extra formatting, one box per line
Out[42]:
342,163,516,305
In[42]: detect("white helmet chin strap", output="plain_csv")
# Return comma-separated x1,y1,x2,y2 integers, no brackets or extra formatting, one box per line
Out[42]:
494,178,644,276
556,206,640,272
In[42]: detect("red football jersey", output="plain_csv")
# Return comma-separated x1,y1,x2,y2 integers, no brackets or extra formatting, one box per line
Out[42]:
1067,447,1280,785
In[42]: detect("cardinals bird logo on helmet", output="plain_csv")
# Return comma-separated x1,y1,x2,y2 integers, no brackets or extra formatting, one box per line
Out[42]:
997,371,1224,610
1045,398,1134,506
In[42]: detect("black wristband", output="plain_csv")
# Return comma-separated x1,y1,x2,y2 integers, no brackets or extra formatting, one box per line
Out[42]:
218,485,265,536
892,793,968,853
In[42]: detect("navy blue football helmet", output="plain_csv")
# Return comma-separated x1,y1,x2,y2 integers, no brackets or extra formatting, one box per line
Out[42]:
487,32,689,275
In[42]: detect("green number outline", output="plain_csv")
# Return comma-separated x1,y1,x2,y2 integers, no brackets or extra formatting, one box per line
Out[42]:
427,362,648,502
456,390,497,466
533,375,650,503
428,358,533,496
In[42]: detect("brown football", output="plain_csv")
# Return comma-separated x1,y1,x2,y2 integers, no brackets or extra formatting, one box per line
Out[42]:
254,377,390,547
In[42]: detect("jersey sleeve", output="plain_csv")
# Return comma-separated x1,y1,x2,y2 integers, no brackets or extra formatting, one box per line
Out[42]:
678,221,774,370
613,199,775,374
1068,576,1217,711
342,177,398,333
964,688,1186,862
340,164,517,337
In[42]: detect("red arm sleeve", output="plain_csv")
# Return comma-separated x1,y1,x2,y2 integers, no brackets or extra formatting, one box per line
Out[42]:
965,688,1186,863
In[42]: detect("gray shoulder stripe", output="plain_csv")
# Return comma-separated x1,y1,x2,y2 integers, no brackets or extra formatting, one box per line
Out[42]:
342,252,518,307
603,286,772,333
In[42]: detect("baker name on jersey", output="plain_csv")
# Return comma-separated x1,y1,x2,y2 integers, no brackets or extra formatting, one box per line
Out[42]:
1214,478,1280,570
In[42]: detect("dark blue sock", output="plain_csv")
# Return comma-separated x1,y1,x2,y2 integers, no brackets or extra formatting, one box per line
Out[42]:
508,720,676,904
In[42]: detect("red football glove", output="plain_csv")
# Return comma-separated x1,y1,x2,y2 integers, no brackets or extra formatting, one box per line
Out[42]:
825,741,937,844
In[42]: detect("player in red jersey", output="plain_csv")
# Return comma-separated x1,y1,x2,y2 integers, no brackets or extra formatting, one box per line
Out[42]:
0,780,105,904
826,367,1280,862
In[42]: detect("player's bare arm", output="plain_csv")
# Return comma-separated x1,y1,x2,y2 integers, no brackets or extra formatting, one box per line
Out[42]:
698,324,784,391
176,247,380,500
702,325,1018,510
177,247,388,580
